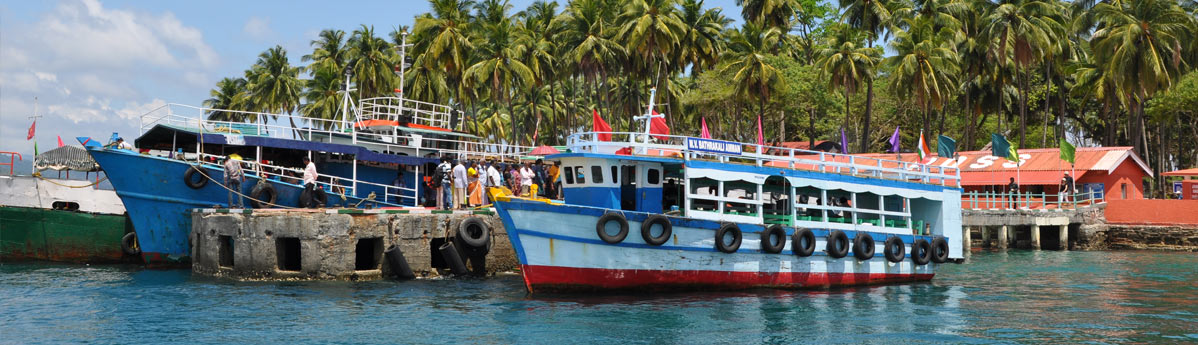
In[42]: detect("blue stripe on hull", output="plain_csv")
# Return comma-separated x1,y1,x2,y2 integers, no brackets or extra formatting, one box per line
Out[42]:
88,148,390,263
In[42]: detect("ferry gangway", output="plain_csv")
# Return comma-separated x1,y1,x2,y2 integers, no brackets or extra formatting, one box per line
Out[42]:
566,131,962,187
962,190,1106,211
139,103,538,162
194,152,418,207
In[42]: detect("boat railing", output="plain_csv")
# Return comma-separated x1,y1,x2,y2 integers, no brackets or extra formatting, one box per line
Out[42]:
566,131,961,187
0,151,21,176
193,152,417,207
962,190,1106,211
359,96,463,131
139,103,350,142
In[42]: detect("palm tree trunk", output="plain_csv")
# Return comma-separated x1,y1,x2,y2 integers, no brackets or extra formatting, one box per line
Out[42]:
1018,69,1028,148
861,82,874,153
1042,63,1051,148
808,107,816,149
964,87,974,151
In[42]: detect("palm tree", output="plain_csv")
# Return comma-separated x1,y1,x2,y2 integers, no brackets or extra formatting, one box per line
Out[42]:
464,0,534,144
887,17,960,138
677,0,730,76
617,0,685,83
516,1,559,145
203,77,251,122
301,68,345,130
302,29,348,77
247,46,304,138
722,22,785,144
838,0,894,153
737,0,798,30
817,24,879,150
346,25,397,100
981,0,1064,148
557,0,625,116
412,0,475,104
1090,0,1194,155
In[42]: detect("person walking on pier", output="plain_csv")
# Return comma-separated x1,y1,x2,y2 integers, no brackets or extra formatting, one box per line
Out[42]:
435,157,452,210
302,156,318,205
1060,172,1075,205
223,154,244,208
1007,177,1019,209
452,159,467,209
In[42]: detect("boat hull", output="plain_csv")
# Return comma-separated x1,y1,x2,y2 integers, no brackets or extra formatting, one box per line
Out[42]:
87,148,387,266
0,206,133,263
495,200,938,293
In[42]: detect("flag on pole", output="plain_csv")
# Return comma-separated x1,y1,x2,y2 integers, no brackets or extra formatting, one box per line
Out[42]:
1007,145,1021,163
1059,138,1076,164
700,117,711,139
917,131,931,160
888,126,901,153
756,115,764,146
592,109,612,141
839,128,849,154
990,133,1011,158
649,110,670,141
27,120,36,140
937,135,957,158
57,135,64,147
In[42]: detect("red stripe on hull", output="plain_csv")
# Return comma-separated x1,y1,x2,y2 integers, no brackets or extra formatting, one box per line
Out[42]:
521,264,935,293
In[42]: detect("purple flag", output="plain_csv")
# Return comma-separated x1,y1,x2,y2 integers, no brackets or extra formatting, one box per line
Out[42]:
888,126,901,153
839,128,849,154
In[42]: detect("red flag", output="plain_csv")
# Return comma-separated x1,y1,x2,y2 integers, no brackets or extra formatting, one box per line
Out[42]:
27,121,36,140
649,110,669,141
592,109,612,141
700,117,711,139
57,135,64,147
756,115,764,146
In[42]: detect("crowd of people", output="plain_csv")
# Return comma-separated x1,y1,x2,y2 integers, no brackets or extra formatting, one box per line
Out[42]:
429,157,562,210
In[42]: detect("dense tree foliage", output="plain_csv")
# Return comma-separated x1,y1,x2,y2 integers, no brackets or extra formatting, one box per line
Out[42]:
207,0,1198,196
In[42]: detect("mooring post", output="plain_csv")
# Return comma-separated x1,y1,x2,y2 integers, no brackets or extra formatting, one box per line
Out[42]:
1059,225,1069,251
962,226,972,250
1031,224,1041,250
998,225,1009,249
981,226,991,247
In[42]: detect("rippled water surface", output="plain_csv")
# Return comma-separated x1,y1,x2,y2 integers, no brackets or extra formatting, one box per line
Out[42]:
2,250,1197,344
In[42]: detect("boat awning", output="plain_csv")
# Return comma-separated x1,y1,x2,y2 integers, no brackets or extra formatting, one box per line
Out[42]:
135,124,437,166
34,145,101,172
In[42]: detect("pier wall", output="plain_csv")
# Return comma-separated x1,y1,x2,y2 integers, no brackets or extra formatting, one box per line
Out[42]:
964,203,1198,252
1104,200,1198,225
190,209,515,280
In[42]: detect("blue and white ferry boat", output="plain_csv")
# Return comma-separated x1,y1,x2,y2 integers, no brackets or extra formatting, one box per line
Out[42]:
494,96,964,293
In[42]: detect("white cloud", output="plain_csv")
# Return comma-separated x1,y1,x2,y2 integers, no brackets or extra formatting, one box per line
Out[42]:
115,98,168,121
34,72,57,82
243,16,273,41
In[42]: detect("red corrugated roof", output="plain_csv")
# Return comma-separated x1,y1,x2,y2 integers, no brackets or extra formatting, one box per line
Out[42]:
1163,168,1198,177
847,147,1151,175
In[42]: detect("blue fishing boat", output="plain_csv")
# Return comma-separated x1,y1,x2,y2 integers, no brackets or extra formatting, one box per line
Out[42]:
494,90,964,293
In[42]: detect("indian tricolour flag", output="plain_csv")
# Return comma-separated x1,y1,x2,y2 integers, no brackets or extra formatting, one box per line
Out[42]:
917,131,931,160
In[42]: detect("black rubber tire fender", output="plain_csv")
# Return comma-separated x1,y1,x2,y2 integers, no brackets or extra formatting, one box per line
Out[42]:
883,236,905,263
121,232,140,256
853,232,876,261
715,223,742,254
595,213,629,244
457,217,491,249
250,183,277,208
825,230,849,258
931,237,950,263
640,215,672,246
911,239,932,265
791,228,816,257
183,166,207,189
759,224,786,254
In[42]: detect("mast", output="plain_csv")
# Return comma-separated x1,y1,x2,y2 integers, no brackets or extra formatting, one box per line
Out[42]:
632,88,664,154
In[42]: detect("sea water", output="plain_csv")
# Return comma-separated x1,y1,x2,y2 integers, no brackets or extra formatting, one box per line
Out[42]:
2,250,1196,344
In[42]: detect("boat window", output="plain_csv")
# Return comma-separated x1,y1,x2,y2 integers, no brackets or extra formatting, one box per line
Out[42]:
723,180,757,216
610,166,618,184
564,167,575,184
647,169,660,185
591,166,604,183
52,201,80,211
575,166,586,184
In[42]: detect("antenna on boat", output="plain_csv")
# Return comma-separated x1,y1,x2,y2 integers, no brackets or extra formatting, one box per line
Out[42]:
632,88,663,155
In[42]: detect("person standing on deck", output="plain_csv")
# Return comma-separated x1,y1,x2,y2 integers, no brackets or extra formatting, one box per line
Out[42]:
519,162,534,197
478,160,491,205
487,161,502,202
302,156,318,205
452,159,467,209
436,157,452,210
391,170,405,205
223,154,244,208
548,161,561,199
1061,172,1075,204
533,159,547,197
1007,177,1019,209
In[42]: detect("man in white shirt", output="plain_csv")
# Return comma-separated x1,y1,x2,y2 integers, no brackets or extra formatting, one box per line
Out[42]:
478,160,490,205
519,162,534,197
436,157,452,210
302,156,318,207
487,161,502,198
452,160,468,209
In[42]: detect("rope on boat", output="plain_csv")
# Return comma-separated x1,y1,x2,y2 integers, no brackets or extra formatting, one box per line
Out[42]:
188,163,299,210
32,172,108,188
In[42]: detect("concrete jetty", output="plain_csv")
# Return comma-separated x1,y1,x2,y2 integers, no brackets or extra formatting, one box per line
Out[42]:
189,208,515,280
962,205,1103,251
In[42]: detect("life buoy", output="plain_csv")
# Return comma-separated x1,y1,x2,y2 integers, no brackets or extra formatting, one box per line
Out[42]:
791,228,816,257
853,232,875,260
826,230,849,258
121,232,140,256
715,223,742,253
457,217,491,249
884,236,905,263
250,183,277,208
640,215,672,246
183,166,207,189
596,213,629,244
911,239,932,265
760,224,786,254
931,237,949,263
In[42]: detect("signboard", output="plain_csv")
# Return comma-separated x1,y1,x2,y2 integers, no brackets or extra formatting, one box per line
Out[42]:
1175,181,1184,196
686,138,741,155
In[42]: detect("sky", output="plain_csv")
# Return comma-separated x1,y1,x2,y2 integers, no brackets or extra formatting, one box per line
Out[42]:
0,0,744,163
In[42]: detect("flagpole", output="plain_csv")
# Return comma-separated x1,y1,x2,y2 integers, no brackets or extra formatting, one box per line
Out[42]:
29,97,41,172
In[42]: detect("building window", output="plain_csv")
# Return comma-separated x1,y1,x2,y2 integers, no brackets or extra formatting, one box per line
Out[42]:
591,166,604,183
564,167,575,184
1121,183,1127,199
